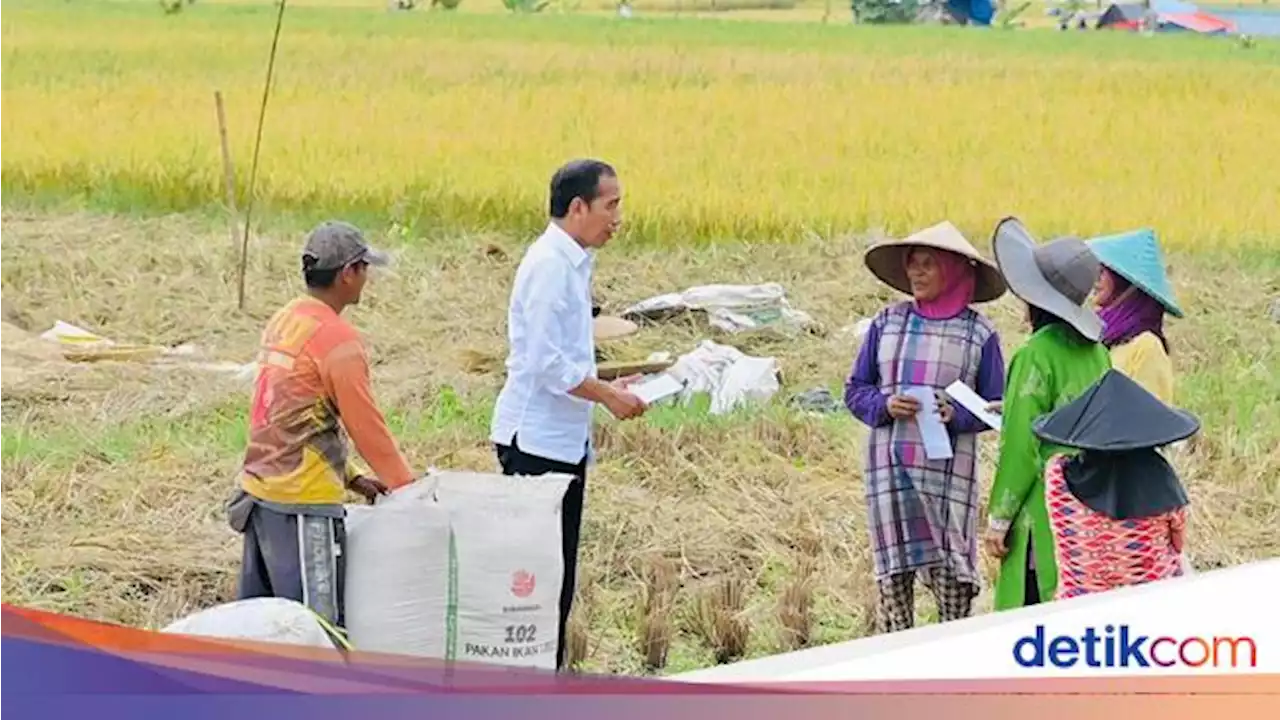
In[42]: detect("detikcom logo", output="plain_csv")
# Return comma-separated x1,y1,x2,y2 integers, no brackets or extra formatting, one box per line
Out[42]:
1013,625,1258,669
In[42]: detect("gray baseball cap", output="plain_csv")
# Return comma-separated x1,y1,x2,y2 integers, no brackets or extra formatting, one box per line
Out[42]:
301,221,391,272
993,216,1104,342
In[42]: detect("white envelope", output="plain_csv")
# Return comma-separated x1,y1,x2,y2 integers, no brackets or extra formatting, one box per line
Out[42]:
904,386,953,461
944,380,1002,432
631,374,685,405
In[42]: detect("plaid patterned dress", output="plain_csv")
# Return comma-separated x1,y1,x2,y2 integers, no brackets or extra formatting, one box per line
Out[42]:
862,302,997,588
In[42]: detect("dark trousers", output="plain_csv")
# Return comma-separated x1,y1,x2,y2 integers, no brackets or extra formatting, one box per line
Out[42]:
494,436,588,672
1024,536,1041,607
237,503,347,629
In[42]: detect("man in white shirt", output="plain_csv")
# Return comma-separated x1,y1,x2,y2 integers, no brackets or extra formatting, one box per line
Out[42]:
491,158,647,671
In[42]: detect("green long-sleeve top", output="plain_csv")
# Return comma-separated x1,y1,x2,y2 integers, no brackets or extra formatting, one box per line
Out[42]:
986,323,1111,609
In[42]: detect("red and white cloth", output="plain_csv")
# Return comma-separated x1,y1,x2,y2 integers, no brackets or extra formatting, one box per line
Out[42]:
1045,454,1187,600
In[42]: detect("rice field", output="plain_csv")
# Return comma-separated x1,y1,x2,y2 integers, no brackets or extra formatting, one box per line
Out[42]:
2,0,1280,677
3,1,1279,247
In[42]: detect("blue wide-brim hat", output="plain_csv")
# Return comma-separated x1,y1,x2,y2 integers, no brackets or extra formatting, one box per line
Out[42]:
1086,228,1184,319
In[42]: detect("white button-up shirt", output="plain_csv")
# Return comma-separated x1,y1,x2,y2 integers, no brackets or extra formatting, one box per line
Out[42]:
490,222,597,465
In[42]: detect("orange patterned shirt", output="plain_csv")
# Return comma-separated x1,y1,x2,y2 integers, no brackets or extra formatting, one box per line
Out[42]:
240,296,413,506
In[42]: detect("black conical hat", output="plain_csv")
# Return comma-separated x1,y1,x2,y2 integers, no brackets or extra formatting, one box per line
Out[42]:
1032,369,1200,451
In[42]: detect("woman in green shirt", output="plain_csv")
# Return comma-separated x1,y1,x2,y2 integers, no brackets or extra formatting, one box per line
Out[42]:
985,218,1112,611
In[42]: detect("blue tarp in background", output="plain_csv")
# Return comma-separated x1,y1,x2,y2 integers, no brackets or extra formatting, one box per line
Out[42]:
950,0,995,25
1207,5,1280,36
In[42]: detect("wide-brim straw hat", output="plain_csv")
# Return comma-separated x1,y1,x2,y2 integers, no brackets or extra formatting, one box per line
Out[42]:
992,217,1105,342
594,315,638,342
863,221,1007,304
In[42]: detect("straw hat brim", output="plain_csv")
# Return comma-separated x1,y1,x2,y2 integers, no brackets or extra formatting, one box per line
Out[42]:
594,315,638,341
863,221,1007,304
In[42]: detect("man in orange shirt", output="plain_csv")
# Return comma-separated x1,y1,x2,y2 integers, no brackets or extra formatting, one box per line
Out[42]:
227,220,416,629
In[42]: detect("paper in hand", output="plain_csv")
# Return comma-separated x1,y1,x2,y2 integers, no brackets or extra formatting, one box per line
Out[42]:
944,380,1002,432
903,386,953,461
631,374,685,405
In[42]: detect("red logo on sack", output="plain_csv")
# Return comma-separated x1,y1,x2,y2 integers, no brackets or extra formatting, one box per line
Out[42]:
511,570,535,598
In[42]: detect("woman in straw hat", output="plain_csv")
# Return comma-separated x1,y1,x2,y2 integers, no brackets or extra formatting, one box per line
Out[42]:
844,220,1008,633
1033,369,1198,600
1087,228,1183,405
985,217,1112,611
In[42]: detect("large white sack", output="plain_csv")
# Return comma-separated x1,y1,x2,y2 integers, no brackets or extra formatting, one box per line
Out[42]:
161,597,339,651
343,503,376,534
436,470,572,670
342,470,571,671
343,499,452,658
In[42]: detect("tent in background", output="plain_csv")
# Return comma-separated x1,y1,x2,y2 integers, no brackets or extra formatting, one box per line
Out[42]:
1097,2,1147,30
1159,12,1236,33
1096,0,1237,34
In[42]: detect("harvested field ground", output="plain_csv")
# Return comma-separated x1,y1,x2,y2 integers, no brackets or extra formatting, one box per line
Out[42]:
2,210,1278,675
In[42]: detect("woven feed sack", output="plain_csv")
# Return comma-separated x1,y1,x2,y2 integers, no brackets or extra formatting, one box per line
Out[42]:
432,470,573,671
343,498,452,658
161,597,341,652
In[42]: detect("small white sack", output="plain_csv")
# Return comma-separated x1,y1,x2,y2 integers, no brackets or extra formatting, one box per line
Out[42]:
621,283,815,336
664,340,782,414
666,340,745,400
161,597,339,651
711,355,781,415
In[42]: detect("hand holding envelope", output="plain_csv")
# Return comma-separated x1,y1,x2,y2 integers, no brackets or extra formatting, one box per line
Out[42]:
944,380,1002,432
902,386,954,461
628,373,686,406
892,382,1001,462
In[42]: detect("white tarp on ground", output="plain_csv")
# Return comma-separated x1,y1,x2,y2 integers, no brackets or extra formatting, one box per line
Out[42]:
621,283,817,337
670,559,1279,683
655,340,781,415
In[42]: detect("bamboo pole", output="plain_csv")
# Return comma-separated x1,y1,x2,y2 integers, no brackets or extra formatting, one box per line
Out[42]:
213,91,240,272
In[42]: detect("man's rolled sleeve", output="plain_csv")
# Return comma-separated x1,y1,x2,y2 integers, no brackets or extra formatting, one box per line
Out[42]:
546,358,590,395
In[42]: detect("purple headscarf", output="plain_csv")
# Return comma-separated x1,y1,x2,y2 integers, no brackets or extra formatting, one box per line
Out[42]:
1098,268,1169,352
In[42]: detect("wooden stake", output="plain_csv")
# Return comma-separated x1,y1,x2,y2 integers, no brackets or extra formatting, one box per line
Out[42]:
213,91,240,267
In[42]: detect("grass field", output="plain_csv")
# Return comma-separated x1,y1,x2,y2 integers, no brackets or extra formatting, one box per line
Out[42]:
2,1,1280,676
